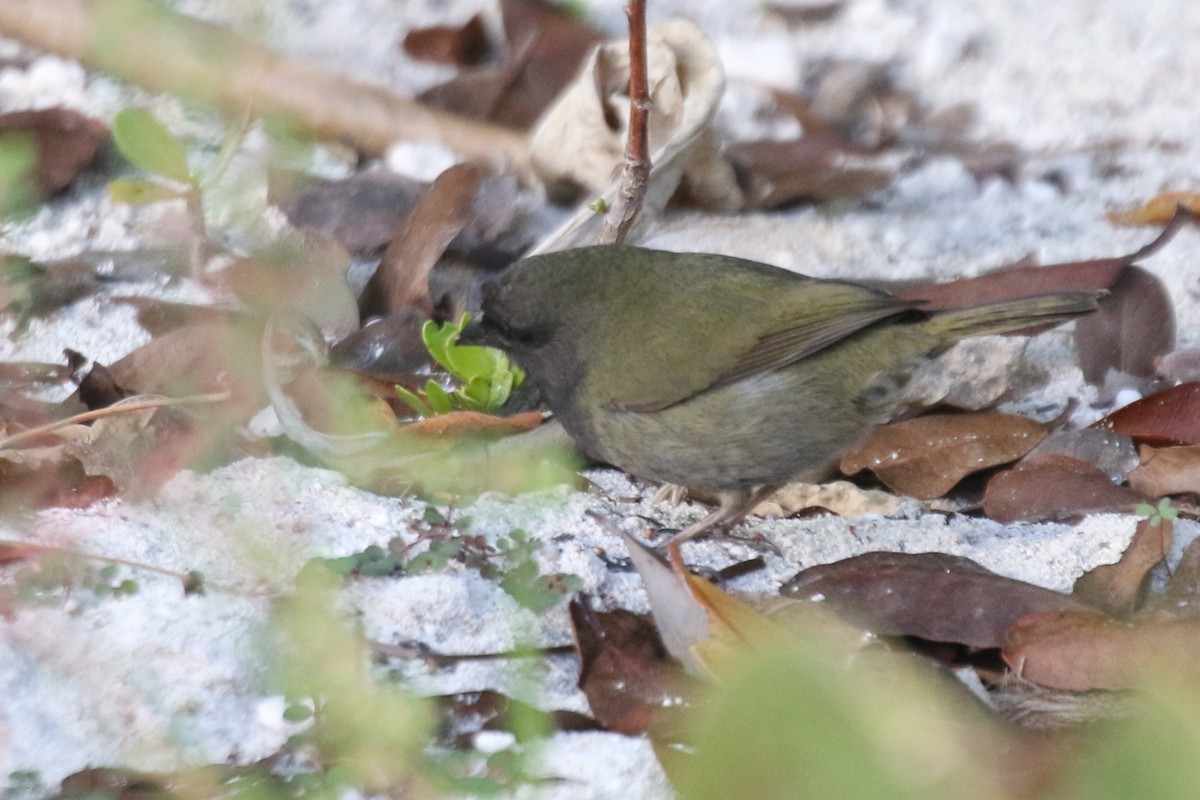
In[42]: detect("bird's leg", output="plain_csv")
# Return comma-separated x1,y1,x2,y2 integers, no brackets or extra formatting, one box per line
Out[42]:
657,485,778,549
650,482,689,506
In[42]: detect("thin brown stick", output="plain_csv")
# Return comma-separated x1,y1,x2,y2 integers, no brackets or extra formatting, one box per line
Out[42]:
599,0,651,245
0,0,529,171
0,390,230,450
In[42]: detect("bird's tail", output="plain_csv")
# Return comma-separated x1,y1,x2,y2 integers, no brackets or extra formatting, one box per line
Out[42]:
925,291,1103,343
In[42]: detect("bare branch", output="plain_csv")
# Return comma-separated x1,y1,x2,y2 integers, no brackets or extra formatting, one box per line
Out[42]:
0,0,529,172
599,0,651,245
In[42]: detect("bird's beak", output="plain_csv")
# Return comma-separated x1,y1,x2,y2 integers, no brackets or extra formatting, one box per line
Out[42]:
458,313,493,346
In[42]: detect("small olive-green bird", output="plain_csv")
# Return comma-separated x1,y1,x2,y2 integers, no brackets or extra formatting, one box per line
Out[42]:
472,245,1099,544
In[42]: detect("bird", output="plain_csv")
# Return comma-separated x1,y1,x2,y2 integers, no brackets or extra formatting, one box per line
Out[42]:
469,244,1100,546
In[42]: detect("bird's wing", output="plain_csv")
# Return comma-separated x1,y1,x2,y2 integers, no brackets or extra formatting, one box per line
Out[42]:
603,263,915,413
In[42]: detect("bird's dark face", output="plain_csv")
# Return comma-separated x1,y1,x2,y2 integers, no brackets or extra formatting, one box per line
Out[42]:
469,254,581,355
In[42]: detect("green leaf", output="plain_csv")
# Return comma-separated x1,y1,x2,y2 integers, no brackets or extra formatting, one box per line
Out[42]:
107,178,183,205
395,385,433,418
424,381,454,415
112,108,191,183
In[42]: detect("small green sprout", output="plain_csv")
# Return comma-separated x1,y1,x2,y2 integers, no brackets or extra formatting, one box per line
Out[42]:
108,107,246,204
1134,497,1178,527
587,197,608,214
396,313,525,417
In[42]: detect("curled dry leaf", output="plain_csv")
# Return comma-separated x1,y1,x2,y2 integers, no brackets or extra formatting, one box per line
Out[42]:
1106,190,1200,226
359,163,480,320
1094,382,1200,445
839,411,1048,500
1003,610,1200,692
1129,444,1200,497
1073,515,1172,617
0,107,108,196
1073,265,1175,383
530,18,741,248
782,551,1092,649
981,453,1144,524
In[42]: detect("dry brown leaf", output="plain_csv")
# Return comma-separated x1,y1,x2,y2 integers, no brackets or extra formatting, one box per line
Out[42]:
1003,610,1200,691
403,410,542,438
982,454,1144,524
752,480,904,518
418,0,605,129
271,170,424,254
1073,516,1172,617
359,163,480,320
840,411,1047,500
1026,428,1139,483
569,601,702,738
1073,265,1175,383
1094,382,1200,445
0,107,108,196
529,18,741,221
1129,444,1200,497
402,14,491,67
891,216,1189,312
1107,191,1200,226
726,137,893,208
782,551,1092,648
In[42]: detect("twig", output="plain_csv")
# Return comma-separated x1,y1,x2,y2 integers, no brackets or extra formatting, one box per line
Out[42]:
599,0,651,245
0,0,529,172
0,389,230,450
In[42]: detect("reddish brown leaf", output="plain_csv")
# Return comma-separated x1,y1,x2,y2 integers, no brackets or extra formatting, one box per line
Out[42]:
726,137,893,209
1129,444,1200,497
570,601,703,737
403,410,542,438
1073,265,1175,383
782,551,1092,649
1073,516,1172,617
982,454,1144,523
402,14,492,67
0,107,108,196
1107,191,1200,226
1094,382,1200,445
0,540,50,564
0,456,117,513
360,164,480,320
840,411,1047,499
1003,610,1200,691
892,216,1189,312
